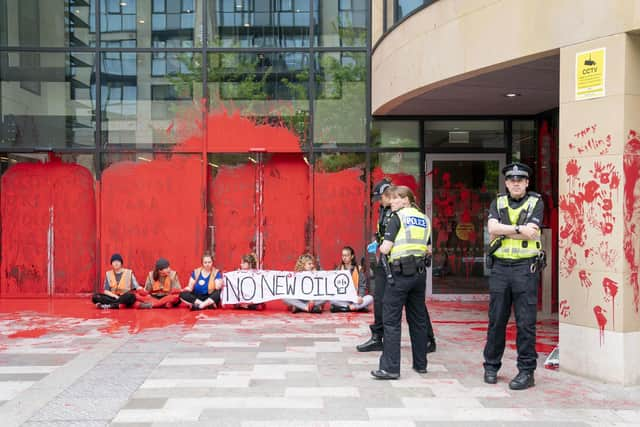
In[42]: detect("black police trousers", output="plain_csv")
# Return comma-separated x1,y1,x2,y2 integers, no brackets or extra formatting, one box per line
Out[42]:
378,270,428,374
483,259,538,373
370,263,436,342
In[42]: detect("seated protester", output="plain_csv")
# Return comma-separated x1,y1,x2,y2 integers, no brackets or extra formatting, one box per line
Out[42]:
92,253,146,309
140,258,182,308
330,246,373,313
235,253,266,311
284,253,325,314
180,252,223,311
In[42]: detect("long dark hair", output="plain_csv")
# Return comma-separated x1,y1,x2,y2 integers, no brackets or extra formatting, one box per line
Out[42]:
241,253,257,269
340,246,357,269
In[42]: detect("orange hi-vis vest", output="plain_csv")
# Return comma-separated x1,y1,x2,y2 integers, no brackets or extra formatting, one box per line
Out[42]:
193,267,219,294
340,265,360,292
149,271,173,294
107,269,132,295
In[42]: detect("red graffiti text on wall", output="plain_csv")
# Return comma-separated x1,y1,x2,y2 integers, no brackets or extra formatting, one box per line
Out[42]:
569,124,612,155
593,305,607,346
602,277,618,328
559,299,571,319
623,130,640,313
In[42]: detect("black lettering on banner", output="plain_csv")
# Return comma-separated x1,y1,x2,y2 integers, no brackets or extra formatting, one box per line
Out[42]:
301,276,314,295
261,275,273,298
286,275,296,294
313,276,324,296
324,276,336,296
225,276,241,302
275,275,286,295
240,277,257,301
334,273,350,295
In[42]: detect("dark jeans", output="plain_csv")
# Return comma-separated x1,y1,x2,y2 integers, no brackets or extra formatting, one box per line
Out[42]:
92,291,136,307
180,290,221,306
483,259,539,373
378,271,428,374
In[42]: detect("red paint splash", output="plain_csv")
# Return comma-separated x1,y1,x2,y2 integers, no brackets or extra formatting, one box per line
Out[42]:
602,277,618,328
100,155,205,287
578,270,592,288
559,299,571,319
623,130,640,313
593,305,607,346
1,161,96,296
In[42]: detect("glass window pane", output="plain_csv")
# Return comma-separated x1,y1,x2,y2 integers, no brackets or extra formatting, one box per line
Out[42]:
1,0,98,47
314,0,366,47
0,52,96,148
314,52,366,147
395,1,435,22
424,120,505,151
372,120,420,148
207,52,310,150
101,0,203,47
208,1,310,47
101,52,203,149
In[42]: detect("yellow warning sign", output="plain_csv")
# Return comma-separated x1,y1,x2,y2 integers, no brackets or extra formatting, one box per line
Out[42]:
576,48,605,100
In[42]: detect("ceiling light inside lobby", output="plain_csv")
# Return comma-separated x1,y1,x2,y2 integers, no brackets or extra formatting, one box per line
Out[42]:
505,93,521,98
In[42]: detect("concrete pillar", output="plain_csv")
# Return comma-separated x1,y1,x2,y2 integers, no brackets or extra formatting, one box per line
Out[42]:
559,33,640,385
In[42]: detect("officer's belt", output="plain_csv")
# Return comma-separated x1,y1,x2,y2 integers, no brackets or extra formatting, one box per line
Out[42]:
493,257,536,266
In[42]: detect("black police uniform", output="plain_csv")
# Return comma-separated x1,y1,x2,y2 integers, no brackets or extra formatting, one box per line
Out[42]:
483,162,544,390
374,212,430,377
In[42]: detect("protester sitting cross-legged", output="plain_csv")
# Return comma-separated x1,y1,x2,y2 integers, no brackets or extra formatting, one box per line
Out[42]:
330,246,373,313
234,253,266,311
138,258,182,308
180,252,223,311
92,253,142,309
284,253,325,314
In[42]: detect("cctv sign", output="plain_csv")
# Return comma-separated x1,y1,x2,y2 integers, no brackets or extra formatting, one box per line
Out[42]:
576,48,605,101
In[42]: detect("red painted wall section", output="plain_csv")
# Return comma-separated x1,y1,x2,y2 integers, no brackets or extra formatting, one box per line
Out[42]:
314,168,365,268
207,110,302,153
262,154,310,269
1,162,96,296
209,162,256,271
100,155,204,285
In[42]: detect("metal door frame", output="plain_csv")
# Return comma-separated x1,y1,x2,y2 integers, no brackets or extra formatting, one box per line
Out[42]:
425,153,506,300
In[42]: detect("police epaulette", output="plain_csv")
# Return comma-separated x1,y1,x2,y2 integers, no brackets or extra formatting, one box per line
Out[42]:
527,191,541,198
497,192,507,197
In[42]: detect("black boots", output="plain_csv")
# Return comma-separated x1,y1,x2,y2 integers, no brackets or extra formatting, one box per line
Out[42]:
509,371,535,390
484,370,498,384
357,333,383,352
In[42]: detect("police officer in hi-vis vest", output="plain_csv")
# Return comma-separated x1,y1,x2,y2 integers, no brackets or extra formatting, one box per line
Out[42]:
483,162,544,390
371,185,431,379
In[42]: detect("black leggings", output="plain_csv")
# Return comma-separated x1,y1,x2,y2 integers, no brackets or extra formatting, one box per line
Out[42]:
180,290,221,305
92,291,136,307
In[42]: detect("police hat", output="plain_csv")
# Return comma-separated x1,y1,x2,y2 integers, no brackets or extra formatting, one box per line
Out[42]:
372,178,392,201
502,162,532,179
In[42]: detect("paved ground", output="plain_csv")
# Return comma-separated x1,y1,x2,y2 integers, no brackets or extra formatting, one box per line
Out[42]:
0,299,638,427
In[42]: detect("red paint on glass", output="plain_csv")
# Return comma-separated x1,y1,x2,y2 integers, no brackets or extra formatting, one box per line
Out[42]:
100,155,205,287
0,162,96,296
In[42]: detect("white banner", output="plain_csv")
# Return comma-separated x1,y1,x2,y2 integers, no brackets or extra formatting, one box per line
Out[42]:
221,270,358,305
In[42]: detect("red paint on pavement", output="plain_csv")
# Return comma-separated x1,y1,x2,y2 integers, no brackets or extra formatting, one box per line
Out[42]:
100,155,205,286
470,322,558,354
0,161,96,296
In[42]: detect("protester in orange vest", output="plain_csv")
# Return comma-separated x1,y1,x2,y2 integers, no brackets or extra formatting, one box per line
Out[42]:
330,246,373,313
179,252,223,310
138,258,182,308
234,253,266,311
284,253,325,313
92,253,143,309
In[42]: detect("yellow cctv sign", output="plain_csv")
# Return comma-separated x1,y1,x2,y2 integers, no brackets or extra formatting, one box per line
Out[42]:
576,48,605,100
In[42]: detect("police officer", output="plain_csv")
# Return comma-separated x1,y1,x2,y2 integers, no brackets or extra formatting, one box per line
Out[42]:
483,162,544,390
357,178,393,352
371,185,431,379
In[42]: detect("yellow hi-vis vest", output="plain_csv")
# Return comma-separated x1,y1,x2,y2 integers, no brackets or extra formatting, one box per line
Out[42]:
494,194,541,260
107,269,132,295
389,207,431,262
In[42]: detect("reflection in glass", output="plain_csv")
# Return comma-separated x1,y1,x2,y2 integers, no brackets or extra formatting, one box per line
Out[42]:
100,52,203,148
0,52,96,148
372,120,419,148
395,0,435,23
424,120,505,151
208,0,310,47
314,0,367,47
100,0,203,47
314,52,366,146
0,0,97,47
208,52,310,144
